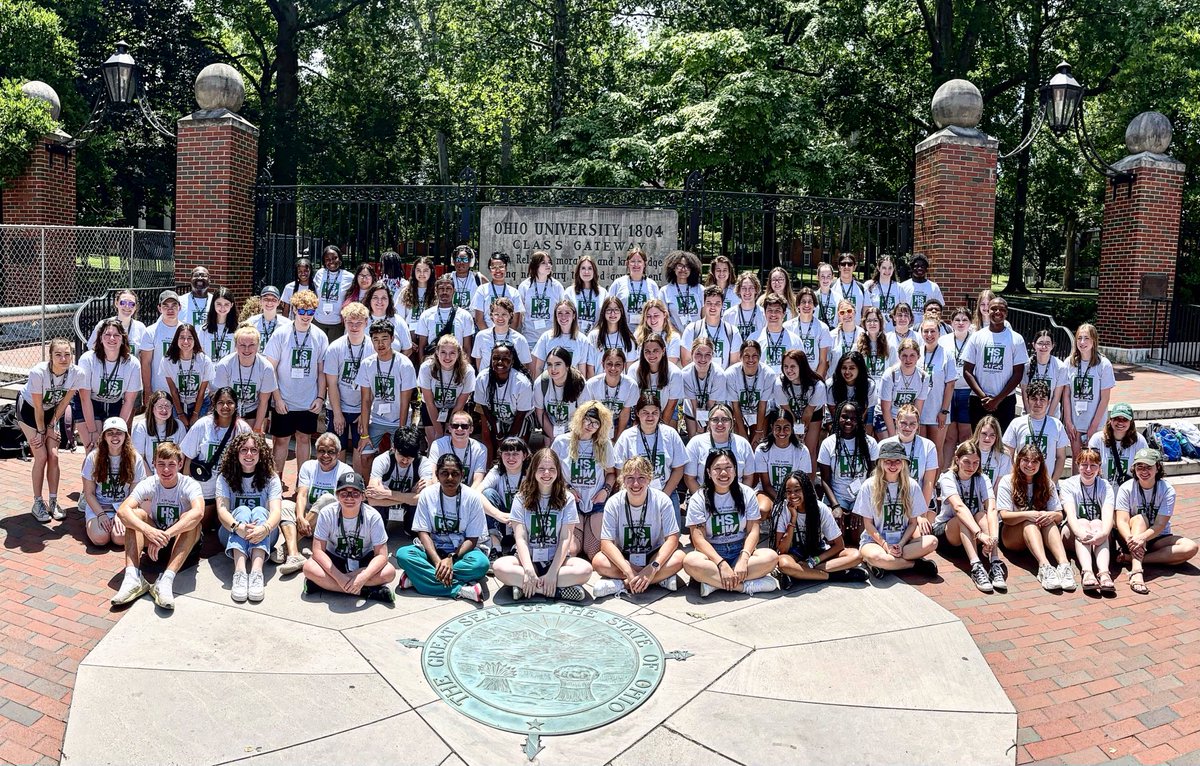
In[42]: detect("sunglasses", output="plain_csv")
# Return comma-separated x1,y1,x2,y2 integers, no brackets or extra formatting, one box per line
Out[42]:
296,308,317,316
449,422,472,430
118,300,138,308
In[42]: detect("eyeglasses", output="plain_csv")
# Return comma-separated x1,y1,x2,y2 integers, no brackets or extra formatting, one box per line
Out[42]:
118,300,137,308
296,308,316,316
449,422,472,430
710,416,732,424
839,261,855,267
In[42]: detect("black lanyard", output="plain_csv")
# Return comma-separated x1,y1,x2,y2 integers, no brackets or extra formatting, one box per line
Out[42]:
624,494,649,536
532,497,555,545
835,439,862,475
694,367,713,404
956,474,977,510
376,355,397,400
450,440,474,468
292,329,311,353
741,366,760,401
438,488,462,531
336,510,361,548
923,345,940,375
99,355,122,390
638,428,660,468
322,271,342,299
1136,482,1158,517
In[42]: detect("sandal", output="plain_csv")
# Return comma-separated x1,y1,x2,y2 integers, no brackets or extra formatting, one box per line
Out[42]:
1098,573,1116,594
1081,572,1099,592
1129,572,1149,595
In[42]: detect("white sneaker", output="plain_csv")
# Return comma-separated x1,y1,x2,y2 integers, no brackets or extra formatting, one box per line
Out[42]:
591,578,626,599
397,572,413,590
512,586,525,601
248,572,265,602
231,571,249,602
111,573,148,605
270,542,286,565
660,574,679,592
279,554,306,575
1038,563,1061,591
699,582,717,598
49,500,66,520
150,581,176,610
742,575,780,595
1057,563,1077,592
31,498,50,523
458,583,483,602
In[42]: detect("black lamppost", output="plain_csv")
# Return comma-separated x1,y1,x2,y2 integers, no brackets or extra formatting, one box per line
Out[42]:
67,41,174,149
1001,62,1133,186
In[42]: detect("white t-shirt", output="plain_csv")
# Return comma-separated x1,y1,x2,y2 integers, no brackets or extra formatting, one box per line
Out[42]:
679,364,730,425
776,501,841,553
78,351,142,405
919,344,958,424
582,374,640,431
1065,356,1116,431
681,319,739,369
1002,415,1071,478
82,450,148,509
480,466,525,511
613,426,687,491
127,474,204,530
853,477,926,545
587,327,639,358
1058,475,1115,522
817,434,880,503
145,320,182,392
661,283,705,332
471,282,525,327
684,483,761,546
830,279,868,322
1115,479,1176,536
564,286,608,334
314,504,388,569
978,448,1013,491
178,416,252,498
533,331,596,370
880,364,927,414
412,485,488,553
158,354,216,406
752,327,801,370
417,362,477,419
511,492,580,563
297,459,356,507
355,353,418,428
753,443,813,493
965,327,1029,398
19,362,84,413
939,332,974,391
867,281,911,331
213,354,279,418
551,433,616,511
196,325,235,361
366,314,416,354
814,290,838,328
264,325,330,410
724,304,766,345
994,474,1064,514
323,336,372,412
723,362,775,428
131,417,188,472
474,370,535,429
608,276,660,329
280,280,314,306
532,375,580,433
899,279,944,321
216,473,283,511
783,318,833,372
879,435,939,486
313,268,355,324
1024,355,1069,401
828,326,865,377
182,293,212,326
89,318,151,357
471,328,533,371
683,433,755,488
601,488,679,560
415,306,475,348
773,378,827,430
627,363,684,410
1088,432,1148,485
517,278,565,340
245,313,292,352
428,437,489,480
371,451,433,502
448,272,484,310
935,470,994,523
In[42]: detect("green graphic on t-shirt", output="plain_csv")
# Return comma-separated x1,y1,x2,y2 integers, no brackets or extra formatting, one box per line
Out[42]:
911,293,927,312
627,292,646,313
709,511,739,537
454,290,472,309
99,475,123,500
205,441,223,462
1078,501,1101,521
1140,504,1159,525
374,377,395,401
879,294,896,311
493,402,514,425
1024,433,1049,456
624,525,651,552
308,485,330,504
676,294,697,316
211,339,232,359
529,296,551,319
982,345,1004,371
98,378,124,399
737,321,756,339
291,347,312,372
578,299,596,321
530,512,558,544
894,391,916,406
155,503,179,529
766,344,784,366
651,452,666,480
1074,376,1095,401
433,515,458,534
232,382,257,405
882,502,906,532
801,337,816,358
739,389,761,410
770,464,791,491
162,340,172,357
433,386,456,407
866,354,886,376
336,534,364,558
546,401,570,425
837,453,865,477
177,372,200,397
571,456,597,484
908,459,921,480
1107,458,1128,482
340,359,360,385
233,494,258,509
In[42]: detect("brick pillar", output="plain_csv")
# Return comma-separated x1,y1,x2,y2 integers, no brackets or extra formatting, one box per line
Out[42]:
1096,154,1185,358
913,126,998,310
174,109,258,299
0,130,78,304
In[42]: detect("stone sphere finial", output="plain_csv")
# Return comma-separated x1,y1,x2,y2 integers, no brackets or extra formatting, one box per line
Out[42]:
194,63,245,113
1125,111,1172,155
931,79,983,130
21,81,61,121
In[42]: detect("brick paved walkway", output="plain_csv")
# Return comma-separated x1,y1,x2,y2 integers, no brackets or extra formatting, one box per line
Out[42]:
1112,363,1200,409
0,363,1197,765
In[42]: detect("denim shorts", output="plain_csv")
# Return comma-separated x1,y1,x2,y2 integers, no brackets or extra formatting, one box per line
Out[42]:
951,388,971,424
712,539,747,566
324,409,362,454
365,421,394,453
218,505,280,558
869,406,886,434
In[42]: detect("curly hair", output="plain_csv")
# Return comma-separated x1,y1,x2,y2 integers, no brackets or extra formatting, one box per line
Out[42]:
218,431,275,493
568,400,613,467
92,426,138,488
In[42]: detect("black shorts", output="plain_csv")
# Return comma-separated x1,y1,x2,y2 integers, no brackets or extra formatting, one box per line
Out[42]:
90,398,124,422
268,409,319,437
328,550,376,574
968,393,1018,432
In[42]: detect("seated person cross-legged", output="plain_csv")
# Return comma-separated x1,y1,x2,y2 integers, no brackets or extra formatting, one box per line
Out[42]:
301,473,397,603
773,470,866,588
1115,447,1199,595
854,441,939,580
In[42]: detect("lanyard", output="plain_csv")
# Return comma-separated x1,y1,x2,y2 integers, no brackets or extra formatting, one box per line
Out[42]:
956,474,976,509
1079,478,1098,510
694,367,713,402
1136,482,1158,515
489,372,513,411
376,355,397,400
237,358,257,389
450,440,474,468
923,345,939,375
767,328,785,350
322,271,341,299
738,306,757,332
604,376,622,402
784,378,809,410
1029,416,1050,446
638,427,660,468
99,355,122,389
624,494,649,540
818,291,833,320
796,319,816,341
292,329,311,352
741,366,761,401
347,340,365,368
628,278,645,299
839,328,855,352
262,318,278,344
532,496,555,545
438,488,462,530
835,438,861,475
336,510,361,548
490,282,505,303
954,335,968,364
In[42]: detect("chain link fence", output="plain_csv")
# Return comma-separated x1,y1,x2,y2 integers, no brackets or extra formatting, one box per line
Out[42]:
0,225,174,379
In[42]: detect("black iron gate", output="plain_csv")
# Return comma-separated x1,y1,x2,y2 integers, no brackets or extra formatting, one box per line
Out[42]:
254,169,913,290
1166,220,1200,369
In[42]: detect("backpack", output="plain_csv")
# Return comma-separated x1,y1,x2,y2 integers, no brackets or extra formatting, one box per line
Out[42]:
0,404,29,459
1143,423,1161,451
1156,426,1183,461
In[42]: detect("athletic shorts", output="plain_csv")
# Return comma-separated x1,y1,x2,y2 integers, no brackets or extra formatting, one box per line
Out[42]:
268,409,319,438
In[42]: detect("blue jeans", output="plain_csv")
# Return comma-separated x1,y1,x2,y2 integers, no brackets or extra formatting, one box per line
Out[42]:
483,488,508,535
712,539,747,566
218,505,280,558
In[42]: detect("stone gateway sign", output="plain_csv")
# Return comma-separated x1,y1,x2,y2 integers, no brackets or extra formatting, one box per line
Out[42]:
479,206,679,284
422,603,666,736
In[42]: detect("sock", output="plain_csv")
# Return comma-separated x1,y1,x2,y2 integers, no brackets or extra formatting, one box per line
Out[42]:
158,570,176,596
123,566,141,584
48,494,57,503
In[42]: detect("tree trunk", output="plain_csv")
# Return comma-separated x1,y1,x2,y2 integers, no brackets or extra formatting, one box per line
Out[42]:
437,131,450,185
500,117,512,184
1061,217,1077,292
549,0,569,131
1005,44,1040,295
272,1,302,186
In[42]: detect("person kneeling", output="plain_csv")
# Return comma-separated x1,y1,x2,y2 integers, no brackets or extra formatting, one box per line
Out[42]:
592,456,686,599
492,448,594,601
301,473,397,603
111,443,205,611
774,470,865,587
855,441,939,579
395,454,489,602
683,449,780,597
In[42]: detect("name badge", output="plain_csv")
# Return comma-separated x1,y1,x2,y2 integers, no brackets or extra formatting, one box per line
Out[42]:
437,409,450,423
696,408,709,427
1074,401,1087,415
530,319,548,331
321,301,335,316
532,546,553,563
849,478,863,496
290,367,307,379
630,552,648,567
794,422,807,436
377,402,394,416
388,506,405,523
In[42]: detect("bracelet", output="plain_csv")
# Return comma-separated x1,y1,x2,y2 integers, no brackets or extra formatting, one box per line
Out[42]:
739,550,750,558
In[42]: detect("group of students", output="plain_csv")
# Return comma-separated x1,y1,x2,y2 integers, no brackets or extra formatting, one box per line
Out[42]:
15,244,1197,610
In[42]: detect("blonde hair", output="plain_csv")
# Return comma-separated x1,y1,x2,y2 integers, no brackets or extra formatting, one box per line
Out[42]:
233,325,260,345
1068,323,1103,367
341,302,368,321
895,403,920,423
568,400,614,467
870,451,915,518
620,455,653,481
290,290,319,310
634,298,677,345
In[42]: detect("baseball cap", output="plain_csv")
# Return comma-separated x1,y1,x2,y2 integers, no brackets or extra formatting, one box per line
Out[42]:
158,289,181,305
1131,448,1161,467
101,417,128,434
336,473,366,493
260,285,281,298
1109,403,1134,420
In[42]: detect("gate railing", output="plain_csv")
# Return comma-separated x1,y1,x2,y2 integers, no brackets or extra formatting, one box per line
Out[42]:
254,171,913,290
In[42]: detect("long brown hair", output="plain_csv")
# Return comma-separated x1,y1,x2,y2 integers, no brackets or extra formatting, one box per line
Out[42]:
92,426,138,487
517,448,570,513
1011,444,1054,510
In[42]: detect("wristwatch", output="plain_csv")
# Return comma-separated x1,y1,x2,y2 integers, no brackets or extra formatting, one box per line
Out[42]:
940,409,950,415
650,560,660,569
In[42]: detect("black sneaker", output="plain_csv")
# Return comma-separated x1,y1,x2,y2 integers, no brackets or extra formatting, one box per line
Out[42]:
555,585,586,602
970,561,994,593
363,585,395,604
990,560,1009,592
831,565,870,583
779,573,795,590
302,578,326,597
911,558,939,578
867,564,889,580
